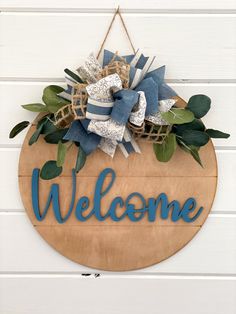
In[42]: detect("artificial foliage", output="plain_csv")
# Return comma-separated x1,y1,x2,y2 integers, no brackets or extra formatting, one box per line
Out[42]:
10,50,230,179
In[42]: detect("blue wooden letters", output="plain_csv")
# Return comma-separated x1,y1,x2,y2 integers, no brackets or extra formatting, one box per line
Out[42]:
31,167,203,223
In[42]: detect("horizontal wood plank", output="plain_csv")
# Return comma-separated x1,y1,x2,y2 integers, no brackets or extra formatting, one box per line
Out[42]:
0,14,235,79
1,0,236,10
0,213,236,274
1,83,235,147
19,128,217,177
1,148,235,212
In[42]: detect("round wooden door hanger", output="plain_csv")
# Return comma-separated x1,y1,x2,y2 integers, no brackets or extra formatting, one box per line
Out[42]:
19,115,217,271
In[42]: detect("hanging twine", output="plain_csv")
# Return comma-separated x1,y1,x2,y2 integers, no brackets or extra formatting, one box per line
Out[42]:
97,6,136,60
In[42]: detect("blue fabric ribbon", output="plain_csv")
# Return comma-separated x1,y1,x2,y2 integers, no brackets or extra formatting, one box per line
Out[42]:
103,50,124,66
117,129,141,157
145,66,177,100
111,89,139,124
135,77,158,116
63,120,101,155
62,50,178,159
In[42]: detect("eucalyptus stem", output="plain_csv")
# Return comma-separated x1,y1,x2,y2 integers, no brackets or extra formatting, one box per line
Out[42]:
67,142,74,151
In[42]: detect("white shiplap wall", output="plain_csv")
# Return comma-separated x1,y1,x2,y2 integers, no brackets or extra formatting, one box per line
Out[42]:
0,1,236,313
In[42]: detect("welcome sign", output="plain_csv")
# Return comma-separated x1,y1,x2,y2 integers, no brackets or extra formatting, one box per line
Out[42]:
32,167,204,224
19,124,217,271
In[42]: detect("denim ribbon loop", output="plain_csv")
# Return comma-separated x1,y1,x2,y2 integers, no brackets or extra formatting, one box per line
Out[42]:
111,89,139,124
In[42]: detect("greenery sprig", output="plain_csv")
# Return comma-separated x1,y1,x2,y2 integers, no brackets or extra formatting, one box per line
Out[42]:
153,95,230,165
9,84,230,179
9,85,86,179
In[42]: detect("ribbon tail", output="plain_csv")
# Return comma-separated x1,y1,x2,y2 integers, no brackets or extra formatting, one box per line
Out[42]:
118,128,141,158
98,138,117,158
118,137,141,158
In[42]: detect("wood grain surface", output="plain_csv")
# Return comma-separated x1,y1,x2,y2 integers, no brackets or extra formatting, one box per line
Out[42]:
18,103,217,270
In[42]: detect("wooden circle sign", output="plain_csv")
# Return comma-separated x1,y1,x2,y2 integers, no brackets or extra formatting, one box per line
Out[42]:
18,100,217,271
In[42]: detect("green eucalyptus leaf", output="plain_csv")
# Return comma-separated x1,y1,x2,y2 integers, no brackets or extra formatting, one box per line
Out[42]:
178,139,203,167
64,68,84,83
22,103,48,112
190,146,203,167
9,121,30,138
186,94,211,118
206,129,230,138
180,143,200,154
29,123,44,145
153,133,177,162
57,141,67,167
42,85,69,113
161,108,194,125
37,115,49,129
38,117,58,134
175,119,205,136
44,129,68,144
40,160,62,180
36,114,52,128
182,130,210,147
75,146,87,173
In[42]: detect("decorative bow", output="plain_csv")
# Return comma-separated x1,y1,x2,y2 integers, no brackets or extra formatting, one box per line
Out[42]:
60,50,177,157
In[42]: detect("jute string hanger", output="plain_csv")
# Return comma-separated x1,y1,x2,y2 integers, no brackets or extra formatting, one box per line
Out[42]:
97,6,136,59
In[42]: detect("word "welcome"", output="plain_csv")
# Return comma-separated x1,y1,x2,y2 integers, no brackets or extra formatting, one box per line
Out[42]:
31,168,203,224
